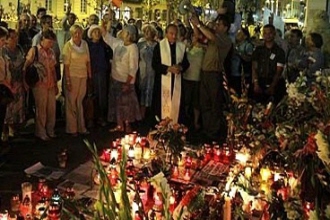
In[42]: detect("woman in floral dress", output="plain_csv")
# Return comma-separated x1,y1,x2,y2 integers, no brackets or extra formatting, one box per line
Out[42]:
3,29,25,140
103,24,141,133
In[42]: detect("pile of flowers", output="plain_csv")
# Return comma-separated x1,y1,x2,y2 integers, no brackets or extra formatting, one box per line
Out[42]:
226,70,330,219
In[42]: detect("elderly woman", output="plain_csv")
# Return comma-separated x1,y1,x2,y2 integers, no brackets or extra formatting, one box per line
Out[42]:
3,29,25,140
63,24,91,136
103,24,141,133
137,24,157,120
87,24,112,127
23,30,58,141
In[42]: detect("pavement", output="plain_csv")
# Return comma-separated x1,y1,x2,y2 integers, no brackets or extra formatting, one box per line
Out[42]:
0,117,152,212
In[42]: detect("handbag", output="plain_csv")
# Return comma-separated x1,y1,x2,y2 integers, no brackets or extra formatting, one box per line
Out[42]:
0,84,14,105
25,46,41,88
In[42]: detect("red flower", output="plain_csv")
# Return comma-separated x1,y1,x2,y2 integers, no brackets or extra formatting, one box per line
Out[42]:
294,133,318,157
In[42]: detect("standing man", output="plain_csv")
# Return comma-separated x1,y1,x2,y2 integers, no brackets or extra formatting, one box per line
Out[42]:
18,13,32,54
284,29,304,83
190,14,232,143
61,4,77,44
252,24,286,104
152,24,189,124
36,8,47,31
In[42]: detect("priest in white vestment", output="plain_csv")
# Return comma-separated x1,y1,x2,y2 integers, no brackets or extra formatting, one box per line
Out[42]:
152,24,190,124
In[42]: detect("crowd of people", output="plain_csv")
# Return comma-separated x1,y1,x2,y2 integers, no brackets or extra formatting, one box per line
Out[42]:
0,2,326,149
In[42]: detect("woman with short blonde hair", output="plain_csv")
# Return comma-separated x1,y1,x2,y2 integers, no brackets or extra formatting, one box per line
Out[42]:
63,24,91,136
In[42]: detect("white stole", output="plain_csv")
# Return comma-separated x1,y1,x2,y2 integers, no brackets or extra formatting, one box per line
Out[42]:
160,38,185,123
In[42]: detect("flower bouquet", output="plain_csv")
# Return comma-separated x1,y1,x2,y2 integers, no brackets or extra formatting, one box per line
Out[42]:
148,117,188,164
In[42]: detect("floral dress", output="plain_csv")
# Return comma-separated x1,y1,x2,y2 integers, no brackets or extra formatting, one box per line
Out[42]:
4,46,25,124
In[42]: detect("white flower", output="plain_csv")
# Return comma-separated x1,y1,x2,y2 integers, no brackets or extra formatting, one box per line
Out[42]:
315,130,330,169
315,70,322,76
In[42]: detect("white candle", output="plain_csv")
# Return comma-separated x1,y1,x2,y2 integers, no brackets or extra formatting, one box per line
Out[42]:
0,210,8,220
111,149,119,161
132,201,139,218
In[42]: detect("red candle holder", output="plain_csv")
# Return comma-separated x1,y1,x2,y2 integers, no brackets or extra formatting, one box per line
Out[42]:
102,149,111,162
213,145,221,162
185,155,192,169
183,168,191,181
204,144,213,163
169,194,176,213
304,201,315,218
172,165,179,178
221,144,232,164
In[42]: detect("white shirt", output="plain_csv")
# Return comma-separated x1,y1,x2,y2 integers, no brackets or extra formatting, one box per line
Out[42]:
103,33,139,83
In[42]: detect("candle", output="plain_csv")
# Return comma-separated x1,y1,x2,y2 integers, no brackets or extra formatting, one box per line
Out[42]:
139,179,149,205
128,145,135,159
213,145,221,162
260,167,272,181
111,149,119,161
134,142,142,161
20,195,32,217
21,182,32,202
204,144,213,163
102,149,111,162
183,168,191,181
304,201,314,218
222,144,231,164
223,196,231,220
132,201,139,218
0,210,8,220
10,195,20,212
185,155,192,168
172,165,179,178
169,194,176,213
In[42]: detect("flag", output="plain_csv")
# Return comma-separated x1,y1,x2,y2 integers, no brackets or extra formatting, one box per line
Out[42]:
111,0,123,8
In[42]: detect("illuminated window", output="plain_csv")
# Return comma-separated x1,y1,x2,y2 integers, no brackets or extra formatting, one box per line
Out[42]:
45,0,52,11
81,0,87,13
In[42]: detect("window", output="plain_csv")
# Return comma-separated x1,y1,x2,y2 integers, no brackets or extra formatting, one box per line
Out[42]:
64,0,70,12
81,0,87,13
45,0,52,11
